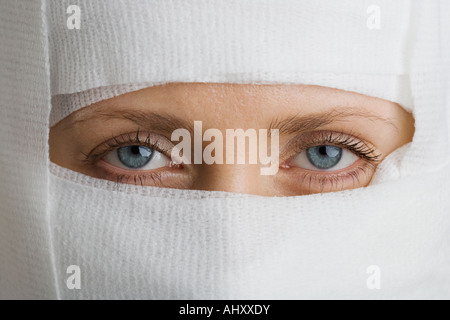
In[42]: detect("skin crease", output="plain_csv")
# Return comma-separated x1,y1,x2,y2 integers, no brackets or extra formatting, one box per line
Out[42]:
49,83,415,196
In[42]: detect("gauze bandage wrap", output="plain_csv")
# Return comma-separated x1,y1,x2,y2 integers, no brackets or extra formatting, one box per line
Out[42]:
48,161,450,299
49,0,415,125
1,0,450,299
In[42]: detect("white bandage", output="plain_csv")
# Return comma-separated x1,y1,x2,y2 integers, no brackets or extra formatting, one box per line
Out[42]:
0,0,449,299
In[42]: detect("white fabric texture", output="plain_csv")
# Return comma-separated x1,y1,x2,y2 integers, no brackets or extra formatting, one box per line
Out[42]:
0,1,56,299
48,162,450,299
48,0,415,125
0,0,449,299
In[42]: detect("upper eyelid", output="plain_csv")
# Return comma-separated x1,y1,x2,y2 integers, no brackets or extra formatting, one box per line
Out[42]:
281,130,381,163
84,131,173,163
84,129,381,167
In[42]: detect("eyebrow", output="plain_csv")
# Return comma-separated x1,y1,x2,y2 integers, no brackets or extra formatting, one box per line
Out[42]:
66,106,397,135
268,107,398,136
67,109,194,134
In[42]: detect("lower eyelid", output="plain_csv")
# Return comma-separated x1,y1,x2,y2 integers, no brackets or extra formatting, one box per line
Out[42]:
110,167,195,189
282,157,370,174
96,158,169,173
93,159,182,187
278,160,377,194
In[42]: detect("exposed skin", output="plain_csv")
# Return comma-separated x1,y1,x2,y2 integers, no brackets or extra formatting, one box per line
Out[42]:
49,83,414,196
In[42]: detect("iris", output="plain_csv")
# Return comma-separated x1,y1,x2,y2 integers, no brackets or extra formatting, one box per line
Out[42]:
306,146,342,169
117,146,154,169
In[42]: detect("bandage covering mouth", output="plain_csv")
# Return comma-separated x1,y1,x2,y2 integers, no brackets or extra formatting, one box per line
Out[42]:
0,0,449,299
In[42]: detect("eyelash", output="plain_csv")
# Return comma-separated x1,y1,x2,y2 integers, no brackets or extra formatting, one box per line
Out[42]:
83,130,170,163
82,130,180,186
83,129,381,189
291,131,381,163
280,131,381,193
291,164,375,194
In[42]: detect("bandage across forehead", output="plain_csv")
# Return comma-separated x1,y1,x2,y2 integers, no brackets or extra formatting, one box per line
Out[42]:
0,0,449,299
49,0,414,125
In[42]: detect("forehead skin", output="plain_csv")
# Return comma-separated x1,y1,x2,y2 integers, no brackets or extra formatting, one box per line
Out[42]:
67,83,413,148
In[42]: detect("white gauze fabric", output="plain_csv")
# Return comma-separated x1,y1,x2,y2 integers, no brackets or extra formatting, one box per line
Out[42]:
0,0,449,299
49,0,415,125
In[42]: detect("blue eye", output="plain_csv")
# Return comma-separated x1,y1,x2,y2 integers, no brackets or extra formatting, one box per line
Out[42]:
306,145,342,169
104,144,170,171
291,145,358,171
117,145,154,169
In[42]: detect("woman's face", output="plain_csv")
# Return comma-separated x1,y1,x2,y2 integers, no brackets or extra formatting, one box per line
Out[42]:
49,83,414,196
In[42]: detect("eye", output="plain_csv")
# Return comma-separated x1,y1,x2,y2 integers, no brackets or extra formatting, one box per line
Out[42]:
291,145,359,171
103,145,171,170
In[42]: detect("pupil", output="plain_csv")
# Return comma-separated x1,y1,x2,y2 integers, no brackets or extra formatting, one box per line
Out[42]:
131,145,140,155
306,145,342,170
319,146,327,156
117,145,154,169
